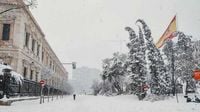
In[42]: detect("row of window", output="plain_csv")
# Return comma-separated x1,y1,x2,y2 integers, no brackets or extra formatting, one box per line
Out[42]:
24,28,57,72
24,32,61,79
24,31,41,57
1,23,41,59
23,67,38,82
24,26,61,79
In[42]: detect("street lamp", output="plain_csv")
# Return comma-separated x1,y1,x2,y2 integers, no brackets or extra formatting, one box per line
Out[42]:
62,62,76,69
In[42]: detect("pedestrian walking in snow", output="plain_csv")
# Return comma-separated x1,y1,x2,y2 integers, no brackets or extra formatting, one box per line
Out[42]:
73,94,76,100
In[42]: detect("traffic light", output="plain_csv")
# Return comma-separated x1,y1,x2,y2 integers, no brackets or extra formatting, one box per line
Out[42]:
72,62,76,69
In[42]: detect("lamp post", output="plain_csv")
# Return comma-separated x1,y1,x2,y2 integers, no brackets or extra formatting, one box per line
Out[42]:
62,62,76,80
62,62,76,69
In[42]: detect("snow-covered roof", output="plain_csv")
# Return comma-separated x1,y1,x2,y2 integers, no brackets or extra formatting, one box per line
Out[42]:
0,64,12,75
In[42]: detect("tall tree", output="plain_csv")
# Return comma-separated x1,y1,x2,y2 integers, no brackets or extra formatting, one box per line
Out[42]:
125,26,147,100
136,19,171,95
162,40,175,95
163,40,174,74
173,32,195,89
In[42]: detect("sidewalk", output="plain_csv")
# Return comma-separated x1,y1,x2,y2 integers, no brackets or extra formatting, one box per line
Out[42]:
0,96,39,106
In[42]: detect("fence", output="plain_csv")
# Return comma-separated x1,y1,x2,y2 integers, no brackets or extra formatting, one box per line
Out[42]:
1,78,65,98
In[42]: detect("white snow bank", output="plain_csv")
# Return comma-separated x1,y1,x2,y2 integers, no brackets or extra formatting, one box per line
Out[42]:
0,95,200,112
0,64,12,75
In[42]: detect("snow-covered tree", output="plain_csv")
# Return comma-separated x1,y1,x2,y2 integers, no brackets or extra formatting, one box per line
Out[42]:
162,40,175,95
163,40,174,74
173,32,195,89
125,26,147,99
100,52,127,95
100,58,112,95
91,80,101,95
136,19,171,95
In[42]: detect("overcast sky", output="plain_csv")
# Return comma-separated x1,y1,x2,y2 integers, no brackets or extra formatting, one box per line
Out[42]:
31,0,200,71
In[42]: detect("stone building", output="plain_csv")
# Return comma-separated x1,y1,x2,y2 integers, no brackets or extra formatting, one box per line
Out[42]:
0,0,68,89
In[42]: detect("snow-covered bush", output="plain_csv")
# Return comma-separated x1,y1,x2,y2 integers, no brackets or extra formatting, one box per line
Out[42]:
0,64,23,85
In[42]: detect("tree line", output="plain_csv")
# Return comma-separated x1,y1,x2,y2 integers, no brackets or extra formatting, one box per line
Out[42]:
92,19,196,100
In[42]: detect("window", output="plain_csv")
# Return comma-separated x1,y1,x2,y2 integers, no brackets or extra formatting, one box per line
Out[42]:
25,32,30,47
30,70,33,80
42,51,44,62
2,24,10,40
37,44,40,56
50,60,52,68
23,67,27,78
32,39,35,52
35,72,38,82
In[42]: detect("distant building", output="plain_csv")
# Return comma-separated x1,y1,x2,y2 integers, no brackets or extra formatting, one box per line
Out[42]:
0,0,68,89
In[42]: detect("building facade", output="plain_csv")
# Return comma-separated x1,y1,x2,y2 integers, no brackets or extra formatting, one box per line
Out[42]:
0,0,68,89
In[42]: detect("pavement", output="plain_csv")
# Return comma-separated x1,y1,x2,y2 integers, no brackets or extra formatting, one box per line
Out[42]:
0,96,39,106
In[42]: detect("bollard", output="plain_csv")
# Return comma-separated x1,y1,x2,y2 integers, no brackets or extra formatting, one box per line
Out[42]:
47,87,50,102
40,86,43,104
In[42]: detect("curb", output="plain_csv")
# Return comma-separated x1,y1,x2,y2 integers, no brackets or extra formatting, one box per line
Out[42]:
0,97,39,106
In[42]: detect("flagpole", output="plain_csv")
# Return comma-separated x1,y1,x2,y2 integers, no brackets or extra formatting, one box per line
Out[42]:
172,14,177,96
176,13,178,32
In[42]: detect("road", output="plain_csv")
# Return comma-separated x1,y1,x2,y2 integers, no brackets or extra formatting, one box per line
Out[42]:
0,95,199,112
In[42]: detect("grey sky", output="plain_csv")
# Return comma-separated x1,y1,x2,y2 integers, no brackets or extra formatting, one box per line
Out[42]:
31,0,200,70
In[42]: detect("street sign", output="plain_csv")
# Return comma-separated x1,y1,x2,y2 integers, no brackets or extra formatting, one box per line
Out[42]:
39,80,45,104
39,80,45,86
193,70,200,80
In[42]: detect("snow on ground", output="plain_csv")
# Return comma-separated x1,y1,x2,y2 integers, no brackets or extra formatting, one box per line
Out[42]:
0,95,200,112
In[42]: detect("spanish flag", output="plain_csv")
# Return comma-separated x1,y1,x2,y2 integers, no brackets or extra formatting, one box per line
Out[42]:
156,16,177,48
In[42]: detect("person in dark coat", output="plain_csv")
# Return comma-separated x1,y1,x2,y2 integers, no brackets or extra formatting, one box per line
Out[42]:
73,94,76,100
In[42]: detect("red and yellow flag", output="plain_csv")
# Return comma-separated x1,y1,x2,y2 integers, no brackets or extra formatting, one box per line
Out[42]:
156,16,177,48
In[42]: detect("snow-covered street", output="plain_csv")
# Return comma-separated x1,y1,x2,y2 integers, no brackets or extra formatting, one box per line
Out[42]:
0,95,199,112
